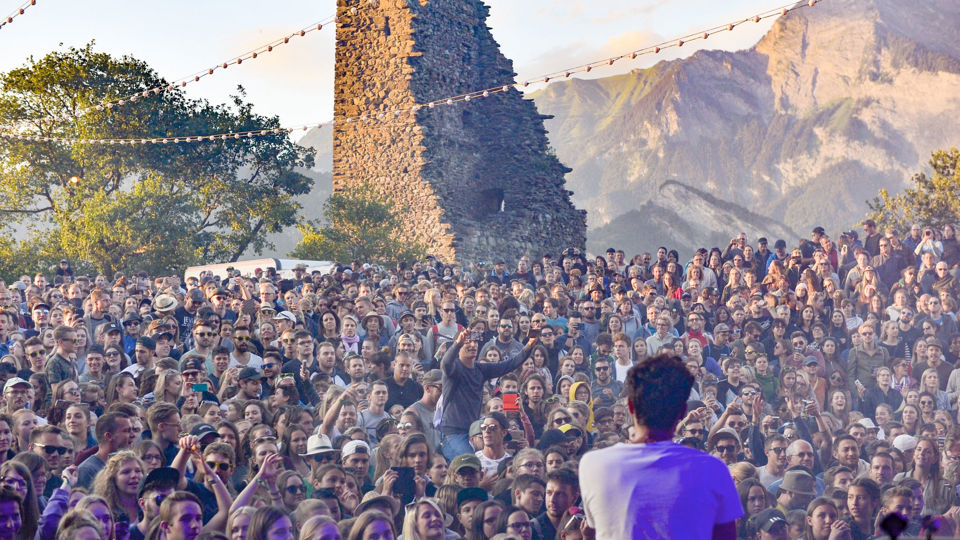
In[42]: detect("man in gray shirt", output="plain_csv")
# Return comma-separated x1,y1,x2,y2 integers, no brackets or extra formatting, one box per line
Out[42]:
409,369,443,450
440,331,528,461
479,318,523,362
76,411,136,489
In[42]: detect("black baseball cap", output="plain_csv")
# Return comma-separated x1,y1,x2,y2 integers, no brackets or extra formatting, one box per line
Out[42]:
180,356,204,373
137,467,179,498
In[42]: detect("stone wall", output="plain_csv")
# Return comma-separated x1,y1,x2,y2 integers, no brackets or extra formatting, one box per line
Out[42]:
333,0,586,264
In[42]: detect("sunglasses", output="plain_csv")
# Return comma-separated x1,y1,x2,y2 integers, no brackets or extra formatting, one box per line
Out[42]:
35,443,68,455
196,332,217,338
254,436,278,445
715,445,737,453
285,485,306,494
234,335,251,341
442,309,456,313
397,422,414,430
553,416,572,425
206,461,230,472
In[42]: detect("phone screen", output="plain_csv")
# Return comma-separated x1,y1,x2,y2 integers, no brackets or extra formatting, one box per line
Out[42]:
503,392,520,413
527,328,541,339
192,383,208,393
391,466,416,505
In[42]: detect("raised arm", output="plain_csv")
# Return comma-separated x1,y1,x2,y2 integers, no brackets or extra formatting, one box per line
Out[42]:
195,454,232,533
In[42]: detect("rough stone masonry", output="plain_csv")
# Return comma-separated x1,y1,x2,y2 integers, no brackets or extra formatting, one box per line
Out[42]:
333,0,587,264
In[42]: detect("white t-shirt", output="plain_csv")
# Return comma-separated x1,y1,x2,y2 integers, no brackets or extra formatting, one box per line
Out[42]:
579,441,742,539
228,352,263,369
475,449,511,476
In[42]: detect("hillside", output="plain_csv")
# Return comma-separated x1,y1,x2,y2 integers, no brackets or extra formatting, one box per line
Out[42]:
533,0,960,248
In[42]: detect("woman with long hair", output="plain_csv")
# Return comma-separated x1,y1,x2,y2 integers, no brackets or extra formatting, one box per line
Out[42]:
227,506,258,540
152,369,182,404
736,479,770,533
465,499,505,540
340,315,360,355
277,470,307,513
521,373,549,436
894,437,953,514
900,403,921,436
0,414,15,465
401,498,445,540
348,509,395,540
826,388,851,429
92,450,143,523
62,403,95,451
0,460,39,539
74,495,116,540
280,425,311,478
919,369,950,410
134,440,164,475
804,497,848,540
494,505,533,540
105,372,138,405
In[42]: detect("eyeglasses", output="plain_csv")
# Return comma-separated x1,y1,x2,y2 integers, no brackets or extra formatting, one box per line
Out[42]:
253,436,278,445
34,443,68,455
285,485,306,494
508,522,532,532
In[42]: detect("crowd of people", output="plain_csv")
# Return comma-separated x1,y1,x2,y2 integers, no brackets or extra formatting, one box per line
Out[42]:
1,219,960,539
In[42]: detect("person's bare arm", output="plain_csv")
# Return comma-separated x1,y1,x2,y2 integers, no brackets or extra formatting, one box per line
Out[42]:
320,386,356,436
712,521,737,540
197,455,232,533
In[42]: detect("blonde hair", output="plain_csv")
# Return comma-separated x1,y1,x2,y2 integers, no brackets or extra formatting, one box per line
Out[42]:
400,498,446,540
92,451,143,510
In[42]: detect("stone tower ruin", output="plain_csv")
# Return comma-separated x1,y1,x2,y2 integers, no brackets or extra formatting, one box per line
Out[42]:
333,0,586,263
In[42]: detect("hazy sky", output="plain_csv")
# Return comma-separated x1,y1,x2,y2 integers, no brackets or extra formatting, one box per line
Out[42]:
0,0,782,136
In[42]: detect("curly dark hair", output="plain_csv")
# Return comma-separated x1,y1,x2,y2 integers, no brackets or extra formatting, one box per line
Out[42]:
624,353,694,432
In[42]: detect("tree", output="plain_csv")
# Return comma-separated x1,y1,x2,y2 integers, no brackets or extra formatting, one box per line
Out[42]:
867,148,960,232
0,43,314,277
291,182,425,263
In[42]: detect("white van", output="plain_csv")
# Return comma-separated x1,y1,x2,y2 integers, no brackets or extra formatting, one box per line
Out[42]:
183,258,336,282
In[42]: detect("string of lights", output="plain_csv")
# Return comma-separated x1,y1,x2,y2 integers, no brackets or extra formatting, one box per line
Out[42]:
0,0,824,145
0,0,37,31
27,15,338,123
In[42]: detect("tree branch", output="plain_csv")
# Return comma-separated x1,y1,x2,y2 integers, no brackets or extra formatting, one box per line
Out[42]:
0,206,53,215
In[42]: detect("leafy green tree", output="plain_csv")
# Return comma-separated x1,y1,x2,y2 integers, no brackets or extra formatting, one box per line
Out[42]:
867,148,960,231
0,43,313,277
292,183,425,263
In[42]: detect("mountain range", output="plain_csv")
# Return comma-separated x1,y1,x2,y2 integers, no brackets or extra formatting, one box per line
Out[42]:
285,0,960,259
